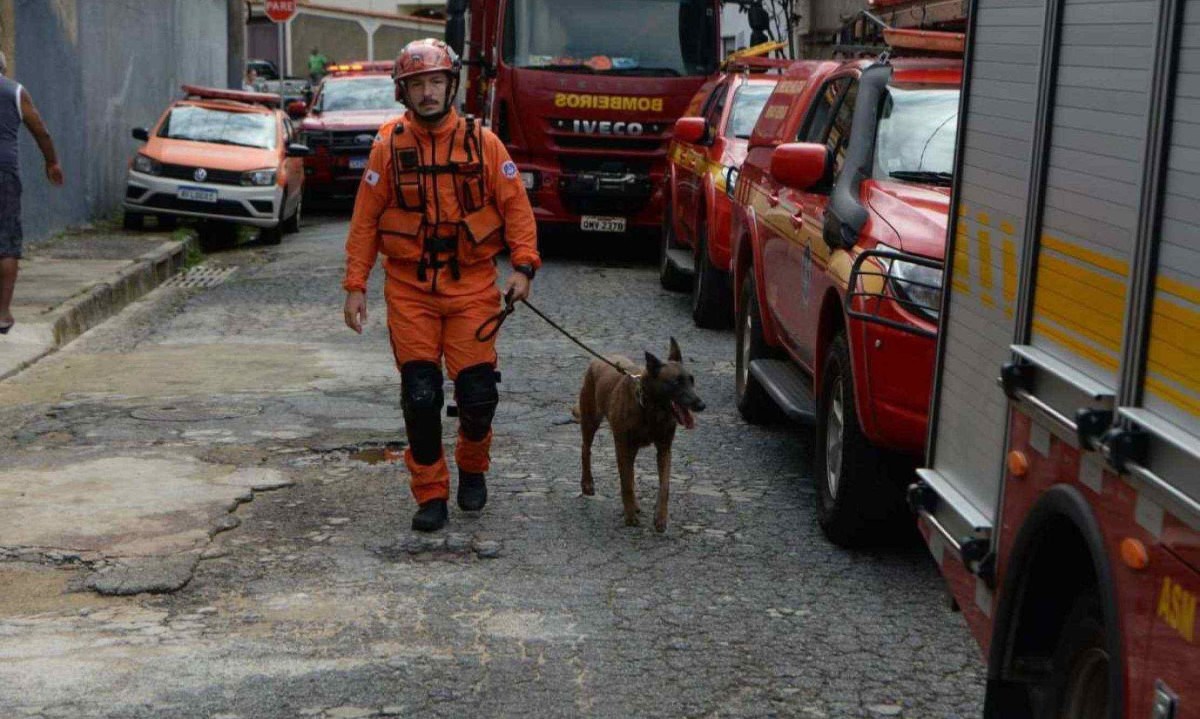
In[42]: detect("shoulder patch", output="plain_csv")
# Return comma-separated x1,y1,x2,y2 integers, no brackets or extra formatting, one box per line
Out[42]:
364,169,380,187
501,161,518,180
373,132,383,144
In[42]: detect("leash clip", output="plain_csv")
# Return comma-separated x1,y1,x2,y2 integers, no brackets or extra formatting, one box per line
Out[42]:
475,289,518,343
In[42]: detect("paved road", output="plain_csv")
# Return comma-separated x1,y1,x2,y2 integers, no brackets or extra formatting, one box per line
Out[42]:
0,215,985,718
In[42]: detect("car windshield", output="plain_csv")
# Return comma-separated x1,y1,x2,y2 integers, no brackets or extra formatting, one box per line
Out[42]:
728,84,774,139
159,106,276,150
319,77,405,112
872,86,959,183
502,0,718,77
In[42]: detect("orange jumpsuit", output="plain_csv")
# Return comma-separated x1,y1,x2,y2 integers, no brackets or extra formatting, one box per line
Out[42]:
344,108,540,504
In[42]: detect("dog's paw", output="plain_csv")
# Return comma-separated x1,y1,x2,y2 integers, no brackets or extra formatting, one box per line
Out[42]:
623,514,640,527
580,479,595,496
654,518,667,533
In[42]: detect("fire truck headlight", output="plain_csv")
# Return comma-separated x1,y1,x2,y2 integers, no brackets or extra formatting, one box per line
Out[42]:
878,245,943,322
133,154,161,176
243,169,278,187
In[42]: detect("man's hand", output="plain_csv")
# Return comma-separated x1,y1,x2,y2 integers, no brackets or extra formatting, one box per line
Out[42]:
45,163,63,186
344,290,367,334
504,271,532,304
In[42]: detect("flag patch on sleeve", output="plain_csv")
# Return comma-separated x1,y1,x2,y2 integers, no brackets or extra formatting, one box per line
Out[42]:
364,169,380,186
502,161,518,179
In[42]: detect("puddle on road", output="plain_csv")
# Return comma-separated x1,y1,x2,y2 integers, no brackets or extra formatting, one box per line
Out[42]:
349,444,405,464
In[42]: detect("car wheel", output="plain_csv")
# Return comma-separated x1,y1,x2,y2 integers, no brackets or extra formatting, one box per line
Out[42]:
692,214,731,329
122,211,144,231
659,199,690,292
283,193,301,234
814,331,906,547
735,273,784,424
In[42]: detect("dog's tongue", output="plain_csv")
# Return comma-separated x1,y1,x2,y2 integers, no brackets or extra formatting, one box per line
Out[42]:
672,402,696,430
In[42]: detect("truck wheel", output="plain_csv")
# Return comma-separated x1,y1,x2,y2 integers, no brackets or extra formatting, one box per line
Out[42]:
692,218,731,329
123,211,144,231
659,200,690,292
735,274,784,424
814,331,904,547
1039,595,1114,719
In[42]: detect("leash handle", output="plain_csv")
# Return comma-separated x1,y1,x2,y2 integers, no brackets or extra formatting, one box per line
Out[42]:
475,288,517,343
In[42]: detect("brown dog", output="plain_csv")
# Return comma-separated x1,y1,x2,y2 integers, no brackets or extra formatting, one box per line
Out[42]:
578,338,705,532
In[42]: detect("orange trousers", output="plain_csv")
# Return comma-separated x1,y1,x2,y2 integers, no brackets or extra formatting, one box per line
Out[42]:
384,277,501,504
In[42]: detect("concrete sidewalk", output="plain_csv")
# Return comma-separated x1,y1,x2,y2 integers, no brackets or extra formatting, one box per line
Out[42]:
0,225,195,381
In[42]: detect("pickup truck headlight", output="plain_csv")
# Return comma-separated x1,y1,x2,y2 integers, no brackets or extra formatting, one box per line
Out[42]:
133,154,161,175
878,244,943,322
242,169,278,187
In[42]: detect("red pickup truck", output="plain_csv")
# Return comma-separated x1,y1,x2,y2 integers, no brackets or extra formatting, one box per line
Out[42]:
659,59,787,328
730,55,961,546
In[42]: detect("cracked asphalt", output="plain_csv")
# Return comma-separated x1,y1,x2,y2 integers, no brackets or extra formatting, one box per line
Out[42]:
0,215,985,718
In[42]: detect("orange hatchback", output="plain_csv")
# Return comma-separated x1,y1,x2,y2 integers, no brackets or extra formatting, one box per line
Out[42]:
123,85,311,244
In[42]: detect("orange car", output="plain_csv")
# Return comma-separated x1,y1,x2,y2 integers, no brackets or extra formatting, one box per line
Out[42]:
123,85,310,244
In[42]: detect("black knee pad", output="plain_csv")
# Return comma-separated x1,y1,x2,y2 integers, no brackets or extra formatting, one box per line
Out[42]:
455,363,499,442
401,361,444,464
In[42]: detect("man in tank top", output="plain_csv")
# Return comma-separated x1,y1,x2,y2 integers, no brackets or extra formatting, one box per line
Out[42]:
0,50,64,335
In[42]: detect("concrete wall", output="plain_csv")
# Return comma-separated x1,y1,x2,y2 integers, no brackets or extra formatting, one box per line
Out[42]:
12,0,229,245
374,24,432,62
291,14,369,75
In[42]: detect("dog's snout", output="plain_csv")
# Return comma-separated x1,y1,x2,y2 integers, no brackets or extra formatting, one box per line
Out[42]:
693,399,706,412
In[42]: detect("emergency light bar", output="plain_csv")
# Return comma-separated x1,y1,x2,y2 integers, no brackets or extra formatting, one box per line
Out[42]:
328,61,394,74
181,84,281,109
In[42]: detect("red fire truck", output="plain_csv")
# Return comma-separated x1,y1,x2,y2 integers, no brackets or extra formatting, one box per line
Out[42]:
445,0,722,238
913,0,1199,715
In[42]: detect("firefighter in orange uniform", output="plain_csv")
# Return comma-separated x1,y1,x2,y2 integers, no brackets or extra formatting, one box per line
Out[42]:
343,38,540,532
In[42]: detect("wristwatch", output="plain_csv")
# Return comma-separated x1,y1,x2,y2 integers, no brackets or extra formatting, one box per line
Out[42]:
514,264,536,281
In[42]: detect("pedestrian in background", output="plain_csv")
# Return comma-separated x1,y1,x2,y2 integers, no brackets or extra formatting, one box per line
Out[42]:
342,39,540,532
243,67,259,92
0,50,64,336
307,47,331,83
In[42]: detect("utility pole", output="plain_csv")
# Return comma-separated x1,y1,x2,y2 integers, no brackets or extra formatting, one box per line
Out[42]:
227,0,246,89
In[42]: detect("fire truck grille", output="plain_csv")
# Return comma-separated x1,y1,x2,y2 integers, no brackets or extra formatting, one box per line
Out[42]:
552,136,667,153
159,164,243,186
305,130,379,153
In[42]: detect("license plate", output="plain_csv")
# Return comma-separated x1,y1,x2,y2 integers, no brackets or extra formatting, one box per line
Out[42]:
581,215,626,233
177,186,217,203
349,156,368,170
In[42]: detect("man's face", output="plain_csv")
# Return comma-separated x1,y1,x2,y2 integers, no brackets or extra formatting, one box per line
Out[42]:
405,73,450,118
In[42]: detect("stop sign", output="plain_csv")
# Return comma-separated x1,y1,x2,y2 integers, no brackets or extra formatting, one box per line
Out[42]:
265,0,296,23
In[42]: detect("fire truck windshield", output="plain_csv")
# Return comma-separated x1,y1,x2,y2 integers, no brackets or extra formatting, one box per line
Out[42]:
872,86,959,185
502,0,718,77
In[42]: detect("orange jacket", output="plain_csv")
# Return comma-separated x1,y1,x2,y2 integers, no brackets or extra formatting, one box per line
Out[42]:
343,109,540,296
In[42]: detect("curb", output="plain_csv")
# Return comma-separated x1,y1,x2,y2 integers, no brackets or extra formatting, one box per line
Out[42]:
0,231,196,382
49,232,197,346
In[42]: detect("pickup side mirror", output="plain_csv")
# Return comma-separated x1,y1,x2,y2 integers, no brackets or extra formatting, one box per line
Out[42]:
673,116,710,146
131,127,150,142
286,143,313,158
285,100,308,119
770,142,827,192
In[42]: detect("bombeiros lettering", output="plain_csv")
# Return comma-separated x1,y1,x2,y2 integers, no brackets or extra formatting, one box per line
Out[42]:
555,93,664,113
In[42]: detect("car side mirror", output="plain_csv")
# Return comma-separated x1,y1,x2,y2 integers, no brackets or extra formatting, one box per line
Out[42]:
770,142,828,191
286,100,308,119
286,143,313,158
132,127,150,142
673,116,710,146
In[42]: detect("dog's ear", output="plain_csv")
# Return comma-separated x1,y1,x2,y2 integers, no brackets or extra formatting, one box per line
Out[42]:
644,351,664,377
668,336,682,362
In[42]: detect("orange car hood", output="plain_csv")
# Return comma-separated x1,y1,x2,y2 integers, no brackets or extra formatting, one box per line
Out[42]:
145,137,279,171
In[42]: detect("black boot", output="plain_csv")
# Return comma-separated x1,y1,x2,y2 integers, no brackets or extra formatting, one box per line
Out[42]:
411,499,448,532
457,471,488,511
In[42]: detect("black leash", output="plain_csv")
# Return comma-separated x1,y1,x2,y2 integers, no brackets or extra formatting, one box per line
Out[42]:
476,291,637,378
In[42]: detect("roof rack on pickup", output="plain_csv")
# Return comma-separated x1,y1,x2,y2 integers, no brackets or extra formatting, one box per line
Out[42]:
721,41,792,73
831,11,964,58
181,85,281,109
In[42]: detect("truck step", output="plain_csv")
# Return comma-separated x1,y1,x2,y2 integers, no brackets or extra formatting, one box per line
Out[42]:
664,248,695,280
749,359,816,423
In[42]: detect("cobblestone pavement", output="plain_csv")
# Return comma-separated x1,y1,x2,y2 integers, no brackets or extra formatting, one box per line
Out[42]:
0,216,985,718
